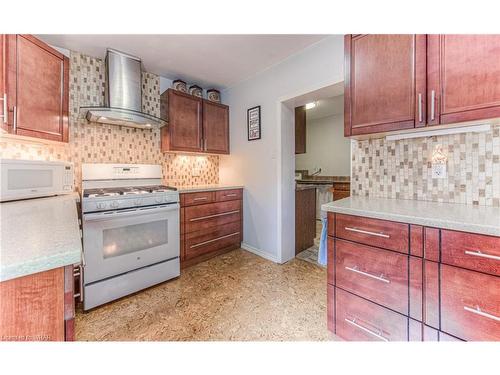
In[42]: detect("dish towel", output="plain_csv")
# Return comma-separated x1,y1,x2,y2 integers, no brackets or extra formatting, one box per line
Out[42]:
318,217,328,266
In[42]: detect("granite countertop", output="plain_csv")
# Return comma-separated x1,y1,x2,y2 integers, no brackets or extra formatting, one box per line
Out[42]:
296,178,350,185
0,193,82,282
322,197,500,237
296,183,324,191
175,184,244,193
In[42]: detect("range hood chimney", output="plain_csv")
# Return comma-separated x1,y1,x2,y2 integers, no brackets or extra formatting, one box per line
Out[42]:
81,48,166,129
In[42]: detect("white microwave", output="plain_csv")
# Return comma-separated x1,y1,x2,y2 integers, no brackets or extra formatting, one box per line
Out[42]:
0,159,74,202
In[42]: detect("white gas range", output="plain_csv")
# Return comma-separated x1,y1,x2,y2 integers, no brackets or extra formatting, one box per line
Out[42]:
81,163,180,310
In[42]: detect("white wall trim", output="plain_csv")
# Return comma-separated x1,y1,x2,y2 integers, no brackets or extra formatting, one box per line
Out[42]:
276,78,344,264
241,242,280,263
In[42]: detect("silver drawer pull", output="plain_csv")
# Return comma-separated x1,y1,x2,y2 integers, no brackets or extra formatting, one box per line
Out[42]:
464,306,500,322
431,89,436,120
193,197,208,201
464,250,500,262
224,193,238,197
345,318,389,342
190,210,240,222
0,93,6,124
418,93,423,122
190,232,240,248
344,227,390,238
345,266,390,283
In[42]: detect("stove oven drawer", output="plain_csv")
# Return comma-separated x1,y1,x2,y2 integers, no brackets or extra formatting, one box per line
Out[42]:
185,200,241,233
185,221,241,260
441,265,500,341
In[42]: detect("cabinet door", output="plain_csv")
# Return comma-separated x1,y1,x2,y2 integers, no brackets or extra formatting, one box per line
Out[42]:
427,35,500,125
10,35,69,142
203,100,229,154
295,105,306,154
345,34,426,136
0,35,6,132
163,90,202,152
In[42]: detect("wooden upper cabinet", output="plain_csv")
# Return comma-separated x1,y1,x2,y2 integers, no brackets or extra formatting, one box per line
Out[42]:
161,89,203,152
3,35,69,142
295,105,306,154
345,34,426,136
427,35,500,126
203,99,229,154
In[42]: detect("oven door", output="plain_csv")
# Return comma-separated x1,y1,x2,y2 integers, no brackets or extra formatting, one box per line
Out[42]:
82,204,180,284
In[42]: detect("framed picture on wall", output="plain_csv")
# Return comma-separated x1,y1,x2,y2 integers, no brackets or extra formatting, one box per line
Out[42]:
247,105,261,141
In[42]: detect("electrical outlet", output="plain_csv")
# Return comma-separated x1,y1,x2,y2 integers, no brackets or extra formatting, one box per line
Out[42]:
432,163,447,179
192,168,201,177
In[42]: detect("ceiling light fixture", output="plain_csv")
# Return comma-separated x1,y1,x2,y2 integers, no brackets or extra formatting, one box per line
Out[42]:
305,102,316,110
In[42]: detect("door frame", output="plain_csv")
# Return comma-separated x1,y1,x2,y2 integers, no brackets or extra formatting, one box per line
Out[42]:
275,78,350,264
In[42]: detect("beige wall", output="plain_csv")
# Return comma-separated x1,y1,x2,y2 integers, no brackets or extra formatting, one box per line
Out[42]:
295,113,350,176
0,51,219,191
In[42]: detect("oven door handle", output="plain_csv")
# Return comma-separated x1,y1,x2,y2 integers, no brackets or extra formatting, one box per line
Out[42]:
83,203,179,222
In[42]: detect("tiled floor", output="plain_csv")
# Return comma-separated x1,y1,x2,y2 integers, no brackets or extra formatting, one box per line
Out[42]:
75,249,334,341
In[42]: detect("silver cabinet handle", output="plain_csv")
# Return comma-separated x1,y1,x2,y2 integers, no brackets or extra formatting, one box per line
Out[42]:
344,318,389,342
193,197,208,201
190,210,240,222
190,232,240,248
464,306,500,322
345,266,390,283
13,105,17,131
464,250,500,262
418,93,422,122
0,93,6,124
224,193,237,197
431,90,436,120
344,227,390,238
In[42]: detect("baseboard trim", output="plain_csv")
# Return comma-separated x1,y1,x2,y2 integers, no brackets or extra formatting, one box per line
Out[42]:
240,242,279,263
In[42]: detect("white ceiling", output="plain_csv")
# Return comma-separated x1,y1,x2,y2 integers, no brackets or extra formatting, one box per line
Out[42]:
306,95,344,120
37,34,327,90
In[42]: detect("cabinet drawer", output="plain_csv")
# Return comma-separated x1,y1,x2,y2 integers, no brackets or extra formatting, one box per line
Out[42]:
215,189,242,202
336,239,409,314
335,214,409,253
181,191,215,207
185,200,241,233
441,265,500,341
335,288,408,342
184,221,241,260
441,230,500,277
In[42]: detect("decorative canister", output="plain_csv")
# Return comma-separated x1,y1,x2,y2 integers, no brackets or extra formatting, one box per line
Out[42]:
172,79,187,93
207,89,221,103
189,85,203,98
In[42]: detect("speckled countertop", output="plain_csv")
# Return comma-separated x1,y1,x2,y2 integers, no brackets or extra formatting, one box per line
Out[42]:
322,197,500,236
0,193,82,282
175,185,244,193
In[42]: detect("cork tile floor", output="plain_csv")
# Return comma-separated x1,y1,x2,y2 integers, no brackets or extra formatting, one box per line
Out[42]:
75,249,334,341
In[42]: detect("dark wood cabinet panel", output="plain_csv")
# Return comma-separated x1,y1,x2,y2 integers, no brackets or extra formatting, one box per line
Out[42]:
410,224,424,257
409,256,423,321
0,35,6,132
424,227,440,262
161,89,203,152
327,212,335,237
441,229,500,277
336,239,409,314
185,221,241,260
344,34,426,136
335,288,408,342
2,35,68,142
295,105,306,154
327,284,335,333
423,260,440,329
441,265,500,341
335,214,409,254
295,188,316,255
203,100,229,154
427,35,500,126
180,191,215,207
327,236,334,286
215,189,242,202
184,199,241,233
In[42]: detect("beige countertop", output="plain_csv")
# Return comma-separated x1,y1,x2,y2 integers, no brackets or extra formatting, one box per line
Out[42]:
0,193,82,282
322,197,500,237
175,185,244,193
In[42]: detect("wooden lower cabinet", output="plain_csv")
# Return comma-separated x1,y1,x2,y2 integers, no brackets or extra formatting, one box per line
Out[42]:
327,212,500,341
180,188,243,268
0,265,75,341
295,188,316,255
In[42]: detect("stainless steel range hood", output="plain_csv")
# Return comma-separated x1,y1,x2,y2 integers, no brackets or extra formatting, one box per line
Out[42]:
81,49,166,129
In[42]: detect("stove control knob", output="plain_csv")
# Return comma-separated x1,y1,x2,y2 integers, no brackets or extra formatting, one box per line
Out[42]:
96,202,107,210
110,201,119,208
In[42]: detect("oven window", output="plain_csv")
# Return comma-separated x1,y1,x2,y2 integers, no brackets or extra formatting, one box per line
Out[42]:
8,169,53,190
102,219,168,259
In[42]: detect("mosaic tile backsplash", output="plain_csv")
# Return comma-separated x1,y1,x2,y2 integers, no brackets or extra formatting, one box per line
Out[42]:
351,124,500,207
0,52,219,191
